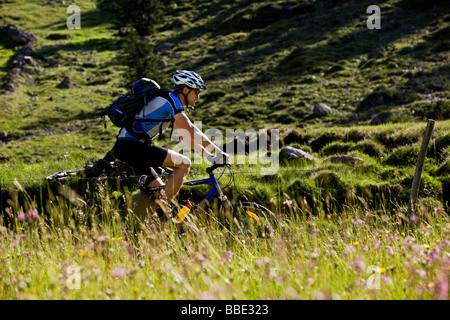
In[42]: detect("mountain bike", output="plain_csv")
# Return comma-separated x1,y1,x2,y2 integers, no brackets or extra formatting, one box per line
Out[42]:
134,163,279,238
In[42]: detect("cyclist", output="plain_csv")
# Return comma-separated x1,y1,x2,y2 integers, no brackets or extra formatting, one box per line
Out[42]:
112,70,229,220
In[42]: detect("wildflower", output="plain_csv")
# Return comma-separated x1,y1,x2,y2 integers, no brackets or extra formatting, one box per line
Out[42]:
353,241,359,246
382,275,393,285
133,286,139,293
373,231,379,237
415,269,426,277
28,209,38,219
351,260,366,272
388,247,394,256
434,207,438,214
80,250,87,257
373,241,381,250
17,212,26,221
112,237,124,242
435,268,448,300
410,215,418,222
422,244,431,251
377,267,387,274
344,245,355,253
390,236,398,242
427,282,435,288
351,219,364,226
283,200,293,206
269,269,277,280
111,267,129,278
401,232,406,236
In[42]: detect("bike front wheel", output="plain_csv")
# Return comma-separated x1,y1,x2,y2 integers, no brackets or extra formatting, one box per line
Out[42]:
231,202,279,238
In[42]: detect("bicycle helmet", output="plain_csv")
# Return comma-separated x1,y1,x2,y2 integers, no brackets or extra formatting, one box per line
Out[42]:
173,70,206,90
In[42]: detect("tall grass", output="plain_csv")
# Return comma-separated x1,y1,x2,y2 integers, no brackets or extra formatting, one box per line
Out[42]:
0,181,448,300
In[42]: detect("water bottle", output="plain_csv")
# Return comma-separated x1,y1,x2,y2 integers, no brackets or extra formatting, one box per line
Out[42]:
172,204,191,224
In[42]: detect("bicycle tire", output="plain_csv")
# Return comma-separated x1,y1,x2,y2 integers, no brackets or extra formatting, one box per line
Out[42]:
231,202,278,238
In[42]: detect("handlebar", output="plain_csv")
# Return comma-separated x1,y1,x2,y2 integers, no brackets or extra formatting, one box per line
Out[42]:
206,163,230,174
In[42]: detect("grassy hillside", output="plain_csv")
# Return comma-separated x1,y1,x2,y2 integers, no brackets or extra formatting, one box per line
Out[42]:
0,0,449,208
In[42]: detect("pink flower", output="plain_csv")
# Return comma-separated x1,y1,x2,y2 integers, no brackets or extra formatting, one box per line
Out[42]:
351,219,364,226
351,260,366,272
410,215,418,222
387,247,394,256
269,269,277,280
28,209,38,219
17,212,26,221
415,269,426,277
435,269,448,300
111,267,129,278
382,276,393,285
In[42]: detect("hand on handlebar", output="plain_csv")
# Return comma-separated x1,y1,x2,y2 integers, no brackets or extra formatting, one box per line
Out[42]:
207,150,230,165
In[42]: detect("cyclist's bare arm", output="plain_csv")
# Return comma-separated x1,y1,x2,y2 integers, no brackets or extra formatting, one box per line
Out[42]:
173,112,222,156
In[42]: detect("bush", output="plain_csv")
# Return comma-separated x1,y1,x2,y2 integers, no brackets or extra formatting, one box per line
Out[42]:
411,100,450,121
355,140,385,159
383,145,419,166
310,132,341,152
321,142,354,156
117,30,164,87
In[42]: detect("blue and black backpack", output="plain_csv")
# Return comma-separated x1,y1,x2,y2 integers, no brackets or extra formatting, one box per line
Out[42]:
101,78,178,142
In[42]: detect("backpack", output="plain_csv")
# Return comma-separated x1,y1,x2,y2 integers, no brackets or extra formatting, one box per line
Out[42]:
101,78,178,143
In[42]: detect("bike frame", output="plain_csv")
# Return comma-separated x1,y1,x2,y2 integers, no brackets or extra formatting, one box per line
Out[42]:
143,170,226,211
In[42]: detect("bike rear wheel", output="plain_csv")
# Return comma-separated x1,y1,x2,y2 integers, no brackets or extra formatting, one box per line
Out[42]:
232,202,278,238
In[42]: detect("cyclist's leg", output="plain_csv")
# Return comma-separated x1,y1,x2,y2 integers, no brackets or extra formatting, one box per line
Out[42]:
161,149,191,205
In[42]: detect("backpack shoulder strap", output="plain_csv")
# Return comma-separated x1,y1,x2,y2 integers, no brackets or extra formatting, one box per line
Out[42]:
156,90,182,115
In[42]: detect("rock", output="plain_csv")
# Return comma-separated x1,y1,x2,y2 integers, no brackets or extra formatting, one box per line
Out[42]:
0,24,36,46
323,156,363,165
368,46,386,59
57,77,73,89
358,87,395,110
171,18,183,29
0,131,7,141
158,60,168,69
46,33,73,40
309,102,331,116
370,112,391,125
229,51,242,60
155,42,171,53
280,146,316,164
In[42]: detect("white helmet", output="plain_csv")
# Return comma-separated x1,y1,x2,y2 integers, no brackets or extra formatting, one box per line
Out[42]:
173,70,206,90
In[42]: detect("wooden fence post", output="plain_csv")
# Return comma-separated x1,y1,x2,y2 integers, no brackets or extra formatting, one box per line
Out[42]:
407,119,435,217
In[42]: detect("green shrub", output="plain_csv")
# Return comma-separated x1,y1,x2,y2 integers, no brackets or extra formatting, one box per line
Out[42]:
321,142,354,156
310,132,341,152
383,145,419,166
411,100,450,121
355,140,386,159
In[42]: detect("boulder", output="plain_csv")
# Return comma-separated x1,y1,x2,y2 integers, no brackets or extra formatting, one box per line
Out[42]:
57,77,74,89
323,156,363,165
280,146,316,164
155,42,171,53
309,102,331,116
0,24,36,46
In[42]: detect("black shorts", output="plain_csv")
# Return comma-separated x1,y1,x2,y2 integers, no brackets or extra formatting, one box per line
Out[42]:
113,139,169,184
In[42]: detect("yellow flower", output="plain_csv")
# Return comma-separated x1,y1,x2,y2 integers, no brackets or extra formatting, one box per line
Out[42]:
112,237,124,242
401,232,406,236
422,244,430,250
353,241,359,246
377,267,387,274
80,250,87,257
133,286,139,293
312,223,316,226
427,282,435,288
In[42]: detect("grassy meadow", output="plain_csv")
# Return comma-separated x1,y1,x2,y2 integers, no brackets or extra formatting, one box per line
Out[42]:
0,0,449,300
